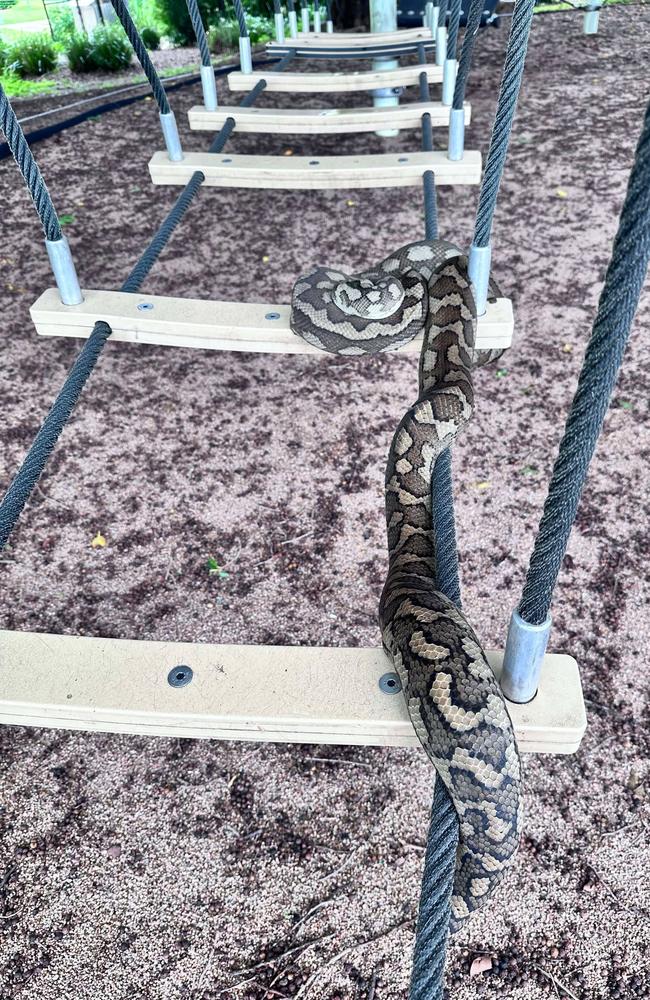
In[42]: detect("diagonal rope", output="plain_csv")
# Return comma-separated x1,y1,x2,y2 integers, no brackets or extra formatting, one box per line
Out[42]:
110,0,171,115
0,83,62,242
186,0,212,67
233,0,249,36
446,0,463,58
518,97,650,625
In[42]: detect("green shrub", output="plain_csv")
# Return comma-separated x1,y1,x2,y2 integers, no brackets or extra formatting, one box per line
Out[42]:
65,24,132,73
6,33,57,77
246,13,273,42
89,24,132,70
140,24,161,48
65,32,94,73
208,19,239,53
0,39,8,73
156,0,225,43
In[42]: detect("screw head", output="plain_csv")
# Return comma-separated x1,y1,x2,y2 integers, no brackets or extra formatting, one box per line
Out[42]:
379,672,402,695
168,665,193,688
137,302,154,311
265,311,281,320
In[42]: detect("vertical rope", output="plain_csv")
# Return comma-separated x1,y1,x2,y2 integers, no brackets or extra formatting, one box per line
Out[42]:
452,0,484,110
518,98,650,625
446,0,463,59
109,0,171,115
0,83,62,242
185,0,212,66
409,779,459,1000
472,0,535,247
233,0,249,36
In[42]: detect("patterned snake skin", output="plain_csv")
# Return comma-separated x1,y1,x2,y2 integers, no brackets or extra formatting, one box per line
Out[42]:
291,242,523,931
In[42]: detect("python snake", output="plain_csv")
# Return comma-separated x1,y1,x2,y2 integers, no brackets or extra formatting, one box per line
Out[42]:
291,241,523,931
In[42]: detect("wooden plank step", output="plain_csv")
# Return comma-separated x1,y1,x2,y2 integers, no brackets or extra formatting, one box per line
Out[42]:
148,150,482,190
187,101,468,135
0,630,586,753
30,288,514,354
227,65,443,94
266,41,435,57
289,27,433,45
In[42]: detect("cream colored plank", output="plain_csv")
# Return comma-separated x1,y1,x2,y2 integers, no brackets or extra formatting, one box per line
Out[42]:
0,630,586,753
148,150,481,190
228,65,443,93
289,27,433,45
266,40,435,56
30,288,514,353
187,101,468,134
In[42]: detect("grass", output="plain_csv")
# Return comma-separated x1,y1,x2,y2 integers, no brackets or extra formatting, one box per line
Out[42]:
0,0,50,42
0,69,56,95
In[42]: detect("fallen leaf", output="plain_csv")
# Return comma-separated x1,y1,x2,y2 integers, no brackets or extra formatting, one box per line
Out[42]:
346,199,357,207
619,400,633,410
556,188,568,199
58,213,76,226
562,343,573,353
283,148,294,156
470,956,493,977
495,367,508,378
521,465,538,477
91,532,107,548
262,255,270,263
473,480,491,490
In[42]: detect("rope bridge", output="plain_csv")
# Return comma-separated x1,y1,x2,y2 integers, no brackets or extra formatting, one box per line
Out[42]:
0,2,639,995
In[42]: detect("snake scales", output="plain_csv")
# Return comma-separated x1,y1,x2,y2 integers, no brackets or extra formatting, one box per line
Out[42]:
291,241,523,931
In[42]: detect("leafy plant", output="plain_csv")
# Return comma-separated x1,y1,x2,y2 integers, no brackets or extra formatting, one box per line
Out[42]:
65,24,132,72
0,39,8,73
49,4,77,43
6,33,57,77
89,24,132,70
140,24,161,49
208,18,239,52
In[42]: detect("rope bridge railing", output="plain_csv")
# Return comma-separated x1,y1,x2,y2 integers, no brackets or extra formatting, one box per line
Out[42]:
0,50,294,551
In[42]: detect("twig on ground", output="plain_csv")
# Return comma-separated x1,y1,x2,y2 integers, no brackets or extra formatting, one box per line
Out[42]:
532,964,581,1000
291,896,343,935
304,756,373,769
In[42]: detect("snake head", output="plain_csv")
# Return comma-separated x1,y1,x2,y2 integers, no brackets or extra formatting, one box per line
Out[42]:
332,272,406,320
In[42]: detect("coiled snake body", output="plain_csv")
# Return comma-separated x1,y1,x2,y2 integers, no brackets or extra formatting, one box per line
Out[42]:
291,241,523,931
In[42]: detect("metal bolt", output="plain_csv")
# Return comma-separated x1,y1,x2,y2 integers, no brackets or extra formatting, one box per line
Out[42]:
398,156,409,162
379,672,402,695
137,302,154,311
265,312,281,320
168,665,193,688
222,158,233,163
309,160,320,166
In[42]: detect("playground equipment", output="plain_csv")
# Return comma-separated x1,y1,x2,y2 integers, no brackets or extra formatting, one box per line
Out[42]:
2,0,649,993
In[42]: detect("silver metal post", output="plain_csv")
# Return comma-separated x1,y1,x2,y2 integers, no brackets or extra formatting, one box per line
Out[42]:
500,610,552,703
301,6,310,30
45,236,83,306
423,0,434,29
468,242,491,316
274,10,285,41
313,7,321,30
583,4,599,33
326,17,333,30
239,35,253,73
288,9,298,34
435,23,446,65
159,111,183,161
200,63,218,110
442,56,457,105
370,0,399,137
447,106,464,159
431,2,439,33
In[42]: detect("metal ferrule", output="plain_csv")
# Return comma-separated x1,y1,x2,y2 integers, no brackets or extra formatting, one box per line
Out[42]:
442,57,457,105
288,9,298,35
431,3,439,34
447,106,465,160
424,1,434,32
313,9,321,30
468,241,491,315
500,609,552,704
200,63,218,110
239,36,253,73
584,7,599,33
274,11,285,42
45,237,83,306
159,111,183,161
326,18,333,31
301,7,310,31
435,24,447,66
